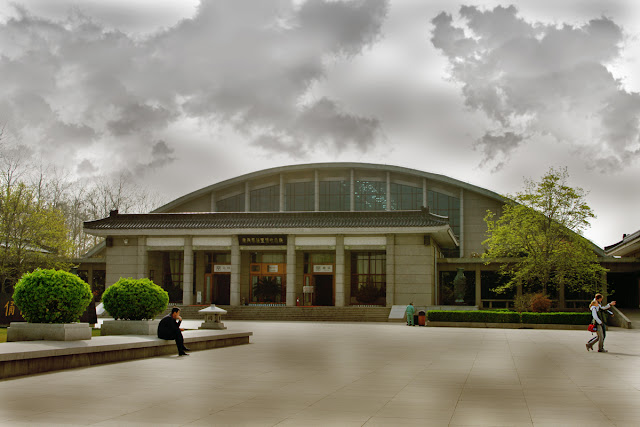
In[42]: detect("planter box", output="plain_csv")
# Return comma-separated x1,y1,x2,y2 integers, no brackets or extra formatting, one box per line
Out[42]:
100,320,160,336
7,322,91,341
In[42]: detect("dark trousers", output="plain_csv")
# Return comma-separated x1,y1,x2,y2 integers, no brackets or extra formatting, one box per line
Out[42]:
160,330,187,354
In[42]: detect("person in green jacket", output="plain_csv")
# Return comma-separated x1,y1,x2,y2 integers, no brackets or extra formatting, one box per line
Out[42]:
406,302,415,326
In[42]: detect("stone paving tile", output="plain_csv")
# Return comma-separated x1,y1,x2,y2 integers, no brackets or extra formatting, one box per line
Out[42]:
1,321,639,426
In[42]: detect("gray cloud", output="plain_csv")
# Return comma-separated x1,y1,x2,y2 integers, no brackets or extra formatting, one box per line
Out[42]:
134,140,176,174
0,0,388,174
76,159,97,176
431,5,640,172
474,131,525,172
251,97,383,157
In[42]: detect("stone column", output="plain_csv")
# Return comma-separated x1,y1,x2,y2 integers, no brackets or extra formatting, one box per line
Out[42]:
459,188,464,257
386,172,391,211
230,236,241,306
314,169,320,211
385,234,395,306
279,173,285,212
335,235,345,306
350,169,355,211
182,237,193,305
137,236,147,279
286,235,296,306
423,178,428,208
475,266,481,307
244,182,250,212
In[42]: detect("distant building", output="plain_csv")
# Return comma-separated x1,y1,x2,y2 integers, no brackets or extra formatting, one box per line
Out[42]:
79,163,639,309
604,231,640,308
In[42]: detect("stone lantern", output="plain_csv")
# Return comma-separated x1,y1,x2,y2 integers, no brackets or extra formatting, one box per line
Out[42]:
198,304,227,330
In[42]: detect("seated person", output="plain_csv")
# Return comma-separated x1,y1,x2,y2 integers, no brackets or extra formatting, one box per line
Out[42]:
157,307,190,356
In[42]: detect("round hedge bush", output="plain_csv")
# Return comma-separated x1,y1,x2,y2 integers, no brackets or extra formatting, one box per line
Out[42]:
13,269,92,323
102,278,169,320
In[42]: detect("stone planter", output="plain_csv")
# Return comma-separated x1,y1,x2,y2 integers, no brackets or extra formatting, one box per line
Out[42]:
7,322,92,341
100,319,160,336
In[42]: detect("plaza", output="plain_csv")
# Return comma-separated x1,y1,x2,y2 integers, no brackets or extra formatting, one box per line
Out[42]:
1,321,639,426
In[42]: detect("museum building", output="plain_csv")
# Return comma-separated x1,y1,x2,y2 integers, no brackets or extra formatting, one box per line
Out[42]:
80,163,640,309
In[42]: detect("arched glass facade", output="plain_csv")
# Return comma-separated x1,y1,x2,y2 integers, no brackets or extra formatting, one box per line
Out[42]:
285,182,314,211
354,181,386,211
217,193,245,212
390,183,423,210
319,181,350,211
250,185,279,212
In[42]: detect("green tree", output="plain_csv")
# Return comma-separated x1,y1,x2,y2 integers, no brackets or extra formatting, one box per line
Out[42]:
483,167,606,296
0,182,72,290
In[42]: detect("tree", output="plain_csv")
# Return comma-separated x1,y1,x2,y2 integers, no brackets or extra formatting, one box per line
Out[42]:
0,182,72,290
483,167,607,296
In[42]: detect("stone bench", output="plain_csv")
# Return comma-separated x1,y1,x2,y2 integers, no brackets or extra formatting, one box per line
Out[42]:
0,329,252,380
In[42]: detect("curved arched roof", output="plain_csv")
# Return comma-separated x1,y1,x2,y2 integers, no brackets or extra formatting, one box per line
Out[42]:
153,162,507,213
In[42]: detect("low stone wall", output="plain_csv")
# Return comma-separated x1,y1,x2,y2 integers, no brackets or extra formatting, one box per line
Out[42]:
0,329,252,380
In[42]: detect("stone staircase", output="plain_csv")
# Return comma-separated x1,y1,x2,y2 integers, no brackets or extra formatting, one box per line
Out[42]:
161,305,392,322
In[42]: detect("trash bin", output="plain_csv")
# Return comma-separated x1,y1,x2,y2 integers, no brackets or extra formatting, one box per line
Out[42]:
413,314,419,325
418,310,426,326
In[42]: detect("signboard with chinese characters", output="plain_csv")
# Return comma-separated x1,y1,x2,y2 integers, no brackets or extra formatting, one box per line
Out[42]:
1,295,23,323
0,294,98,325
239,235,287,246
313,265,334,273
213,264,232,273
267,265,279,273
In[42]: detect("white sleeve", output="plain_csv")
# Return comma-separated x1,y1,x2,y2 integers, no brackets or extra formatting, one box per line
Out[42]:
591,306,602,324
601,303,611,310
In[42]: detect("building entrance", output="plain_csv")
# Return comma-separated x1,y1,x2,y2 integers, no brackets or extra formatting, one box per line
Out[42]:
314,275,333,306
205,273,231,305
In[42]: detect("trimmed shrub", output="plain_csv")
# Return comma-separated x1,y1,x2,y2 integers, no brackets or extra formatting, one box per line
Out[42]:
530,293,552,312
102,278,169,320
513,294,533,313
427,310,520,323
521,312,591,325
13,269,92,323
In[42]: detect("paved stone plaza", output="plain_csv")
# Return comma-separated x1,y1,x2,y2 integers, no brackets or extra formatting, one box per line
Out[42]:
1,321,639,426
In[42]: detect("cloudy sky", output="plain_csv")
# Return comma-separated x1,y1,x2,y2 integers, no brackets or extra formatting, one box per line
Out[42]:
1,0,639,249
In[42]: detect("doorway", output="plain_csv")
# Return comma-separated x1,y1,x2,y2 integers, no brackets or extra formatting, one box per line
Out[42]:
314,275,333,306
206,274,230,305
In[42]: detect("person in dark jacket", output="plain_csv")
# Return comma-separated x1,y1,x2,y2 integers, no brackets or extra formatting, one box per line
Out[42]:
158,307,190,356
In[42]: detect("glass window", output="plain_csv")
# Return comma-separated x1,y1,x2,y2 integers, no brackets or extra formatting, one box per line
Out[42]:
319,181,350,211
354,181,386,211
250,252,286,263
428,190,461,237
217,193,245,212
285,182,314,211
250,185,279,212
350,252,386,305
162,252,183,303
390,183,423,210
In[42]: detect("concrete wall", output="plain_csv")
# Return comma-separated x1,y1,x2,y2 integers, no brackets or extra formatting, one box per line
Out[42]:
167,195,211,213
105,238,140,287
393,234,434,306
462,192,503,257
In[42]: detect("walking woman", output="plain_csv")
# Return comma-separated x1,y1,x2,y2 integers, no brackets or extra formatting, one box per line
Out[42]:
586,293,616,352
